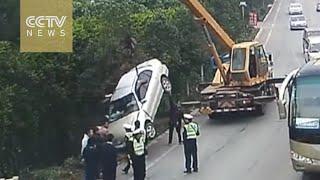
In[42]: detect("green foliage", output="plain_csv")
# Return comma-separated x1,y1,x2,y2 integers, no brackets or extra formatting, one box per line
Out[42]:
0,0,272,177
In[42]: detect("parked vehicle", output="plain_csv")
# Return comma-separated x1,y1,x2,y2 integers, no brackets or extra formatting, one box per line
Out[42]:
277,60,320,173
317,2,320,12
288,3,303,15
304,36,320,62
289,15,307,30
106,59,171,143
303,28,320,52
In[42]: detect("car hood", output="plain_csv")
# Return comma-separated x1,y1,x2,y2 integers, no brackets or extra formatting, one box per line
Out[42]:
291,20,306,24
108,111,139,143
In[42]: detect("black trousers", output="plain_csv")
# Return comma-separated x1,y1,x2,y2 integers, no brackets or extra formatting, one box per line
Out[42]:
102,165,116,180
184,139,198,171
168,125,181,144
132,154,146,180
123,154,132,172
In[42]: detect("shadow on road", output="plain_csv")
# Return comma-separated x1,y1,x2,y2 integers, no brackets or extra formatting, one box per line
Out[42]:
205,111,264,126
302,172,320,180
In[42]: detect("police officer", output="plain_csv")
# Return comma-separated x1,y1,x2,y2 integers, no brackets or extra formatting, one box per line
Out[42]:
182,114,200,174
122,124,134,174
131,122,146,180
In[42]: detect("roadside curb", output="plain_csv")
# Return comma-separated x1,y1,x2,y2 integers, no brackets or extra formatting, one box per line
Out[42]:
255,0,278,40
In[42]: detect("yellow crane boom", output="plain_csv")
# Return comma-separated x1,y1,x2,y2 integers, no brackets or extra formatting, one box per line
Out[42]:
181,0,236,84
181,0,235,49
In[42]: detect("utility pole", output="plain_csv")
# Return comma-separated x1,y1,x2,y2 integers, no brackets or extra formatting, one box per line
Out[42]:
201,64,204,82
239,1,247,20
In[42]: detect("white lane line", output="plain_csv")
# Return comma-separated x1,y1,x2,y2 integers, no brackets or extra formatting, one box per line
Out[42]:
255,0,278,40
146,144,179,170
265,0,283,46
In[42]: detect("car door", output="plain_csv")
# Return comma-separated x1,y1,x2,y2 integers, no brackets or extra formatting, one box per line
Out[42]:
135,70,153,118
255,45,268,76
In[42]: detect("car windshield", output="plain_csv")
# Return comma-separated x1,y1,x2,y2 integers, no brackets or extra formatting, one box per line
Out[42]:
290,4,301,8
308,31,320,37
108,93,139,122
294,77,320,119
292,16,305,21
231,48,246,70
310,42,320,52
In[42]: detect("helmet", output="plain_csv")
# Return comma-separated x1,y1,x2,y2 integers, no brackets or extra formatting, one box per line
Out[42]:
183,114,193,120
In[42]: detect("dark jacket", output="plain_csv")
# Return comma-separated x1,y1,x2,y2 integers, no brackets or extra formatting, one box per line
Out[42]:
100,142,117,168
169,103,182,127
100,141,117,180
83,138,100,180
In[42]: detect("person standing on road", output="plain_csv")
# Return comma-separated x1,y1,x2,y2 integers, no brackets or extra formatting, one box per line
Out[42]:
81,127,94,158
83,136,100,180
100,133,118,180
168,99,182,144
182,114,200,174
131,122,147,180
122,123,134,174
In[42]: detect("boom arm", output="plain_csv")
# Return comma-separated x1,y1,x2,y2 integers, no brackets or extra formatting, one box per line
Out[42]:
181,0,235,84
181,0,235,49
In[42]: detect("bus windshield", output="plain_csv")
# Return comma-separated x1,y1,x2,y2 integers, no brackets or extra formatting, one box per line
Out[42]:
295,77,320,119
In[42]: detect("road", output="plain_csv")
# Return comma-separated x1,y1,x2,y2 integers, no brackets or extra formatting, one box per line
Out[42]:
116,0,320,179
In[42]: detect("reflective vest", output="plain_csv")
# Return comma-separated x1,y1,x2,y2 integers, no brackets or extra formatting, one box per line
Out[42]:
184,122,198,139
133,135,145,156
125,132,134,141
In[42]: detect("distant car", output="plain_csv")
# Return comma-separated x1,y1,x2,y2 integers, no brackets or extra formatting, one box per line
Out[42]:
288,3,303,15
290,15,307,30
317,2,320,11
106,59,171,144
304,36,320,62
303,28,320,52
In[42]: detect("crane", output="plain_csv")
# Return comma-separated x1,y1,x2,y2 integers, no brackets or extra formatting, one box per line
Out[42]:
180,0,278,117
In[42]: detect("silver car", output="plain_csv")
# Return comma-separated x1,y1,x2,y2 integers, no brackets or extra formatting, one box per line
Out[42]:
106,59,171,143
288,3,303,15
290,15,307,30
304,36,320,62
303,28,320,52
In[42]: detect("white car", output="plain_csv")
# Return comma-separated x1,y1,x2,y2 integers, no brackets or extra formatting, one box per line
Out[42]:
303,28,320,52
106,59,171,143
317,2,320,12
290,15,307,30
288,3,303,15
304,36,320,62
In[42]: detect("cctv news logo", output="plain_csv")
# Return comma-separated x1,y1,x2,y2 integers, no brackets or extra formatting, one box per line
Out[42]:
25,16,67,37
20,0,72,52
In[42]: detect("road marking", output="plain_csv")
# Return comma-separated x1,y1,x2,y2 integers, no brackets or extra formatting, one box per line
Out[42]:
265,0,282,46
255,0,278,40
146,144,179,170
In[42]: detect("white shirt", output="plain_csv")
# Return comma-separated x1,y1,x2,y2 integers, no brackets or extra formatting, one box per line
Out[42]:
81,133,89,156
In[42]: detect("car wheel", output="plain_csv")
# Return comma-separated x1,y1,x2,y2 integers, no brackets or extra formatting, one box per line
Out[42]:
161,75,172,94
145,121,156,139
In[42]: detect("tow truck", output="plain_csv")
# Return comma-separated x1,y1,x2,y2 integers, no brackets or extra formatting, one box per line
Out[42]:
180,0,281,118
